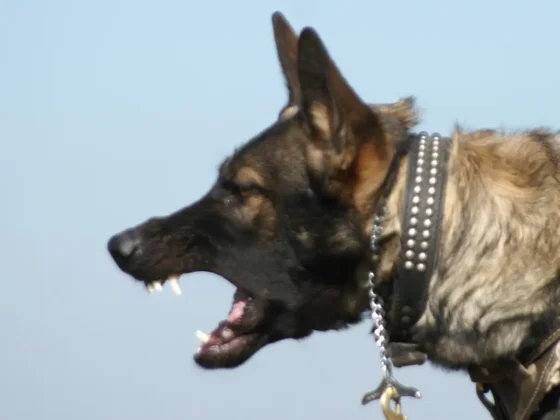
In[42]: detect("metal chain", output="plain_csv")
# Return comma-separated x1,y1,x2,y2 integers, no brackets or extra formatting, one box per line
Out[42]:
362,136,424,417
366,197,393,378
361,137,423,419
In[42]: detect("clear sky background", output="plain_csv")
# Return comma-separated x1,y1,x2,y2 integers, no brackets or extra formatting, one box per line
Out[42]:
2,1,559,419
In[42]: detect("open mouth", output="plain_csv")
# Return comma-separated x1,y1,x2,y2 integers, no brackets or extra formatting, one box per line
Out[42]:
143,276,270,369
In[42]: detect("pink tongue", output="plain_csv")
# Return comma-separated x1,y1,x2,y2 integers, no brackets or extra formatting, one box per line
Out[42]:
228,300,247,323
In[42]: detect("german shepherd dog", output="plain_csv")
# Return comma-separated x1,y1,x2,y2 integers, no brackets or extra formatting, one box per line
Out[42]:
107,12,560,420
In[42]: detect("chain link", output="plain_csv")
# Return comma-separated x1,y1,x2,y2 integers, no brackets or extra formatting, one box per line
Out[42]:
367,197,393,378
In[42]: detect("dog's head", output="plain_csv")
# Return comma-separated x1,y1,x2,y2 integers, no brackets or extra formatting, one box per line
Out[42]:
107,13,418,369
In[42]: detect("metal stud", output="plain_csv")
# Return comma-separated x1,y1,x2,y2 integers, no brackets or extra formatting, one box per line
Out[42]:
418,158,425,166
430,168,437,175
412,196,420,204
425,208,433,216
417,263,426,272
424,219,432,228
411,206,419,215
419,144,425,151
415,176,422,184
418,151,425,158
410,217,418,226
407,239,415,248
405,250,415,259
428,187,435,195
432,152,439,159
427,197,434,206
418,252,427,261
416,167,423,174
422,230,430,238
431,160,437,167
420,241,428,250
429,177,436,185
414,186,421,194
408,228,417,237
405,261,414,270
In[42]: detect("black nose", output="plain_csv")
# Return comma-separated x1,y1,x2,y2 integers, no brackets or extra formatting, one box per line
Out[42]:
107,230,141,265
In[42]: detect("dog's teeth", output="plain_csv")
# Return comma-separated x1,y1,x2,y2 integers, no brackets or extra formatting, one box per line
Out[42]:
195,330,210,344
146,283,155,294
168,276,182,296
153,281,163,292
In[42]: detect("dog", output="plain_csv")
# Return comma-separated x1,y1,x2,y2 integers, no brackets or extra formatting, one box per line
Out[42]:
107,12,560,420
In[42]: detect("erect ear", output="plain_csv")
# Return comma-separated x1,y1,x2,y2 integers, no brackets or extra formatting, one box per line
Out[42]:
271,12,301,119
297,28,392,199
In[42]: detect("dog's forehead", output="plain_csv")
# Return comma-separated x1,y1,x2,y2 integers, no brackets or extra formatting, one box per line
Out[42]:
221,121,307,184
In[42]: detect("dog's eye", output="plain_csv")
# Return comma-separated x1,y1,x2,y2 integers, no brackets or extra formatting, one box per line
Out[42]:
221,181,265,199
236,183,263,198
220,180,264,201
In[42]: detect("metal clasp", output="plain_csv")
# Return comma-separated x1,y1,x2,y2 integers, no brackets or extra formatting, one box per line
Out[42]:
380,386,407,420
362,364,421,405
362,365,420,419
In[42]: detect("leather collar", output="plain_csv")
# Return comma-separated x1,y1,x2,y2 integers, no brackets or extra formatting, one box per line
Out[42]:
374,131,451,342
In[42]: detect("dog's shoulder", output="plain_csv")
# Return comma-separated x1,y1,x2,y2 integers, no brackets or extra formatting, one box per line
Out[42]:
450,126,560,189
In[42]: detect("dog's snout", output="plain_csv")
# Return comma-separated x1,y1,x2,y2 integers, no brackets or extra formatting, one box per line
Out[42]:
107,230,141,265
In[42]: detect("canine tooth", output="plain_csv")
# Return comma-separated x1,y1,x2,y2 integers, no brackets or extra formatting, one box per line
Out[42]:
195,330,210,344
153,281,163,292
168,276,182,295
146,283,155,294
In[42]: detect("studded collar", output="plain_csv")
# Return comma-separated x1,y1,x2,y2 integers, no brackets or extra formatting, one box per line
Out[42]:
374,131,451,342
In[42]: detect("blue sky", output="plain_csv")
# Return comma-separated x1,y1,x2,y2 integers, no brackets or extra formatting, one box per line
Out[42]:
2,1,559,419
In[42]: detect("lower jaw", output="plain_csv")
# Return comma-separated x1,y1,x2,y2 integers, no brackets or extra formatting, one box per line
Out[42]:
193,333,268,369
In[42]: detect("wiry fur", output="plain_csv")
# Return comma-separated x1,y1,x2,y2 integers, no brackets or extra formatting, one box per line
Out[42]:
379,129,560,369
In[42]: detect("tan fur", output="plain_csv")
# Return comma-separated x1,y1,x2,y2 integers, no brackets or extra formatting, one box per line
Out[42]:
234,167,265,188
371,97,420,132
309,103,333,138
230,167,276,237
279,105,299,120
375,129,560,367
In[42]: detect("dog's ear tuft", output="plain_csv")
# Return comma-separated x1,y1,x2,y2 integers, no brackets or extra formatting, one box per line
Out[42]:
272,12,301,117
297,28,387,173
